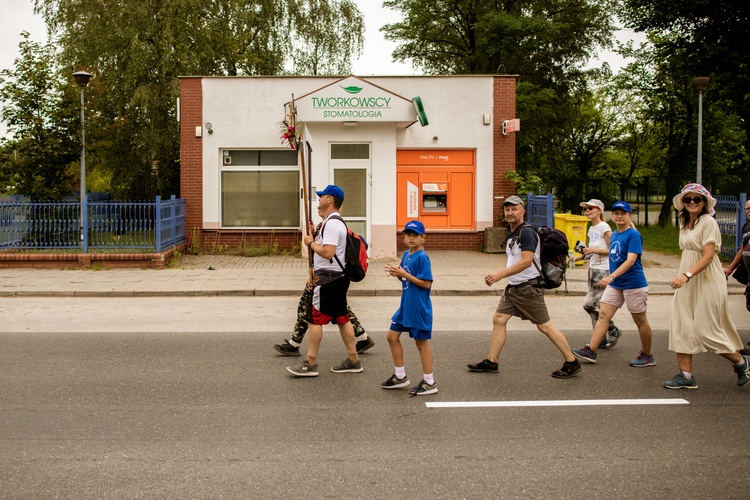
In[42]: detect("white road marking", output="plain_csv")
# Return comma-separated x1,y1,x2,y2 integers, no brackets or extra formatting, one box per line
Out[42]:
426,398,689,408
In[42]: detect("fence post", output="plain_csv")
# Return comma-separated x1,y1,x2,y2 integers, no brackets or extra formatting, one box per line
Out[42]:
546,193,554,228
739,193,748,250
170,195,176,247
155,195,162,253
82,195,88,253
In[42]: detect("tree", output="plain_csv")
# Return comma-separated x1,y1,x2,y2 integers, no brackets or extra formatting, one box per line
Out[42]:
31,0,364,198
382,0,617,206
619,0,750,193
288,0,364,75
0,32,79,199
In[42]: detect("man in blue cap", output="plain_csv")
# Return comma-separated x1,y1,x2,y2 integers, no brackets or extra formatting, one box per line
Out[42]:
287,185,363,377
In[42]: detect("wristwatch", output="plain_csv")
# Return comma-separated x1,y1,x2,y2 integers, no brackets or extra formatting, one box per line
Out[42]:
683,272,692,281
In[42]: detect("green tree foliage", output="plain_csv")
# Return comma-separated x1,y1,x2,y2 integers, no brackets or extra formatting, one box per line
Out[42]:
289,0,364,75
619,0,750,193
608,36,746,224
382,0,617,209
27,0,363,199
0,32,79,199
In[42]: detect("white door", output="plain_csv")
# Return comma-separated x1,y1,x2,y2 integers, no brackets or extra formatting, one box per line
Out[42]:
330,143,370,242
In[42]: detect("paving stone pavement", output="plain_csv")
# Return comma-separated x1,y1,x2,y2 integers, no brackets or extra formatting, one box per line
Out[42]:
0,249,745,297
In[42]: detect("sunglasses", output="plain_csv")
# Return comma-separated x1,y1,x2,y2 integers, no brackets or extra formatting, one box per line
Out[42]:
583,206,598,211
682,196,704,205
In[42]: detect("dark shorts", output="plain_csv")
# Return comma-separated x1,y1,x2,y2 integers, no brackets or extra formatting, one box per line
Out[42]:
496,283,550,325
308,274,350,326
389,321,432,340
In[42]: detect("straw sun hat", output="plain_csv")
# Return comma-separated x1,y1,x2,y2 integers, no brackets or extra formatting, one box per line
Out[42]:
672,183,717,212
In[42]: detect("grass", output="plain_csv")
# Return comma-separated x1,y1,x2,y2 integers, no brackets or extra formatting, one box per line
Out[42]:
637,223,681,257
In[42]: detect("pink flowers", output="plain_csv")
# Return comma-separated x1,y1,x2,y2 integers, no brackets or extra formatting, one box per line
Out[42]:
278,121,299,149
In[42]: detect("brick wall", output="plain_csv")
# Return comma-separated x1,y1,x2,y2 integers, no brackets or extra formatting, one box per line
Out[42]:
397,232,484,252
179,78,203,233
192,230,302,253
493,77,518,225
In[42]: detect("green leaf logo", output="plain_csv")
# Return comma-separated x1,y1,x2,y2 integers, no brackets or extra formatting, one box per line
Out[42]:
340,85,363,94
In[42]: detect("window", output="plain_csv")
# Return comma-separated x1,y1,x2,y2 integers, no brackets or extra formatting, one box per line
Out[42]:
221,150,299,228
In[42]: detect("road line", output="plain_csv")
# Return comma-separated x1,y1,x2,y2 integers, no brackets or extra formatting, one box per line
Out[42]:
425,398,689,408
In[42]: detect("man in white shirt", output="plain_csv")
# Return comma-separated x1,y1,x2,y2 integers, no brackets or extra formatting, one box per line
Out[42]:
467,195,581,379
287,185,362,377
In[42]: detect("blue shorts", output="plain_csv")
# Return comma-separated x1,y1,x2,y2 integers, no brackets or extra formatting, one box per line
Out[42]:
389,321,432,340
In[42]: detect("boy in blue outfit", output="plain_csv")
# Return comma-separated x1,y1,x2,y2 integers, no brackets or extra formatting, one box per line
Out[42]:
382,220,437,395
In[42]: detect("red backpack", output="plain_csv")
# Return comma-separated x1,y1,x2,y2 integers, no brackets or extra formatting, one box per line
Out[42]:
321,215,369,282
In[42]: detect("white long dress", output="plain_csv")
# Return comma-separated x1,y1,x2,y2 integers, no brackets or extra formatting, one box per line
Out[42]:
669,216,741,354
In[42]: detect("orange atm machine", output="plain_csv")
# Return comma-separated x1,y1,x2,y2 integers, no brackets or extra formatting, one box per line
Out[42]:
396,150,475,230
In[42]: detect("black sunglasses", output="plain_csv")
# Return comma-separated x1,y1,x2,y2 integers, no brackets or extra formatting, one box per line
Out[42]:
682,196,704,204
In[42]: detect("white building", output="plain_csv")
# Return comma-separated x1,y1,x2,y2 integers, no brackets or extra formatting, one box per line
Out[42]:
179,75,518,257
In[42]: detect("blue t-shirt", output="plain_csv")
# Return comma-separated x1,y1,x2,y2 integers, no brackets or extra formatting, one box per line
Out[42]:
391,249,433,331
608,227,648,290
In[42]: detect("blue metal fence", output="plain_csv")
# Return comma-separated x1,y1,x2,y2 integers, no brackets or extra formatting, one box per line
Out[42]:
0,195,186,253
715,193,748,260
526,192,555,227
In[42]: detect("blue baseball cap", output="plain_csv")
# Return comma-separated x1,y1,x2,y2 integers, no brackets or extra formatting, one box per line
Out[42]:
403,220,425,235
316,184,344,201
611,201,632,213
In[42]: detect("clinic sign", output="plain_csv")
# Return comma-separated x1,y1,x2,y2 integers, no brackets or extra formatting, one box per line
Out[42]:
295,76,418,124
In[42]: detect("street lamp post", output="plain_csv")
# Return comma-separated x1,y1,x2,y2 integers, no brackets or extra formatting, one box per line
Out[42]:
72,71,92,202
692,76,710,185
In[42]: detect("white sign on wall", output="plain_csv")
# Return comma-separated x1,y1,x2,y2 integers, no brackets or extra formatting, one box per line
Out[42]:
407,181,419,218
295,76,417,125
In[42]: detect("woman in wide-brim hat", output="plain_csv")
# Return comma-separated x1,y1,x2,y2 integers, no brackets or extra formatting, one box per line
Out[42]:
665,183,747,390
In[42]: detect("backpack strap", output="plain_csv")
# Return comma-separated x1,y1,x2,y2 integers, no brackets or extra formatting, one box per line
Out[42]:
514,223,546,286
320,214,347,271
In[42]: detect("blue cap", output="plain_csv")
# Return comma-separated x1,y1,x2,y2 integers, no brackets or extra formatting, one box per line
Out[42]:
316,184,344,201
403,220,425,235
611,201,632,213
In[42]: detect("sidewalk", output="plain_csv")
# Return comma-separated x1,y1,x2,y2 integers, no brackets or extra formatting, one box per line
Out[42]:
0,250,745,297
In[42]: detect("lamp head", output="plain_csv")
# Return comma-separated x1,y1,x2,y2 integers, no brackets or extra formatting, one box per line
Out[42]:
692,76,710,92
73,71,92,88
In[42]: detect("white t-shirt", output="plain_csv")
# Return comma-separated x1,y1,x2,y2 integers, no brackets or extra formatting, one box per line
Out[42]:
587,221,611,270
505,224,542,285
314,212,347,273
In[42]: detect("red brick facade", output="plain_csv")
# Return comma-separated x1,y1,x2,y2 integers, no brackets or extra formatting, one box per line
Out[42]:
179,78,204,237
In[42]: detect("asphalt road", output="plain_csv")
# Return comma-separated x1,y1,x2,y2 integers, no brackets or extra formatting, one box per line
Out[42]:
2,296,750,499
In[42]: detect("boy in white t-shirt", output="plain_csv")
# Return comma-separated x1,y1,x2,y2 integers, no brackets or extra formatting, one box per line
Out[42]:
574,199,622,349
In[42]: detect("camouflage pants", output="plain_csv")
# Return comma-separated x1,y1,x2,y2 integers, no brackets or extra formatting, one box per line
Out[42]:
290,284,366,344
583,268,617,331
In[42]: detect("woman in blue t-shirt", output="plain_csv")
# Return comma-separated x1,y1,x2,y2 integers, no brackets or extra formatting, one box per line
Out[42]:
573,201,655,367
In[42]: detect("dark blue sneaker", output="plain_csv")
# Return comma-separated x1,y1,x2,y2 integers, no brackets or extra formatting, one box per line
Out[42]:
599,327,622,349
408,379,438,395
572,344,597,364
630,351,656,367
664,373,698,390
734,355,750,386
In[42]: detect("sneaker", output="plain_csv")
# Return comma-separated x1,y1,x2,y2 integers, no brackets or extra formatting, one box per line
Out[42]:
408,379,438,395
287,360,318,377
572,344,598,364
381,374,410,389
599,327,622,349
274,339,301,356
331,358,363,373
663,373,698,390
467,359,499,373
630,351,656,367
355,337,376,354
734,354,750,386
552,359,581,379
